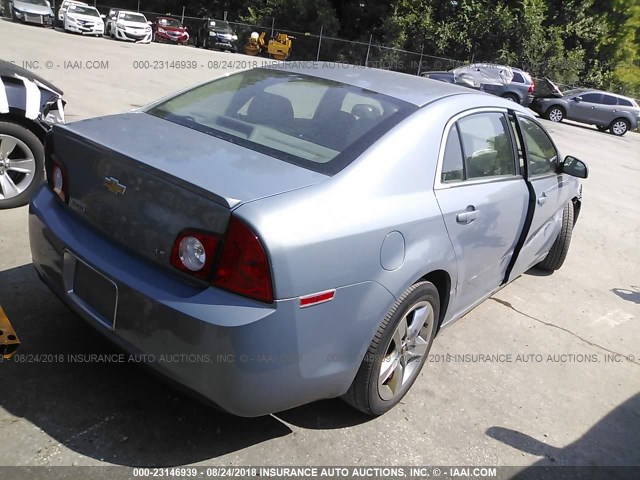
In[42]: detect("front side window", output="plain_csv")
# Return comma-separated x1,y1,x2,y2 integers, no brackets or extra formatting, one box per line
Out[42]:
603,95,618,106
147,68,415,175
580,93,602,104
457,113,516,179
518,117,558,176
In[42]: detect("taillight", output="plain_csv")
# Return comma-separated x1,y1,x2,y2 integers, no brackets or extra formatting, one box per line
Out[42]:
48,161,67,203
170,230,219,280
170,217,274,303
213,217,273,303
528,81,535,94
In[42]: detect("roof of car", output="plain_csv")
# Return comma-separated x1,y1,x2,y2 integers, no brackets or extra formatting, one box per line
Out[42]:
264,62,474,107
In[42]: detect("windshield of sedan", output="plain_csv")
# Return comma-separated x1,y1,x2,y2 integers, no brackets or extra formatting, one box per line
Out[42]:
147,68,416,175
68,5,99,16
121,13,146,23
19,0,49,5
158,18,181,27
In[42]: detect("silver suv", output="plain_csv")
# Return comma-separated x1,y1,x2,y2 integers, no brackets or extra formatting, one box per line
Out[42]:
531,89,640,136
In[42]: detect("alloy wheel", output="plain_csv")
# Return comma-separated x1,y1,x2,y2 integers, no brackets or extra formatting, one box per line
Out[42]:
612,120,627,136
548,108,563,122
377,300,434,401
0,134,37,200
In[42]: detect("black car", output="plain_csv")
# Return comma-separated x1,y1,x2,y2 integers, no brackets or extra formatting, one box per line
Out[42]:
194,18,238,52
0,62,65,208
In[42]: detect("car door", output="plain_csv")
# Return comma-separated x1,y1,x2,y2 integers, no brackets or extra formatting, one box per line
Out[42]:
507,114,570,278
594,94,619,126
568,92,603,123
434,110,529,314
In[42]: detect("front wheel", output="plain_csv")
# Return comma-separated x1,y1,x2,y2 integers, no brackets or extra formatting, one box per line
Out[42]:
545,106,564,123
609,118,629,136
0,122,44,209
537,202,574,271
342,281,440,416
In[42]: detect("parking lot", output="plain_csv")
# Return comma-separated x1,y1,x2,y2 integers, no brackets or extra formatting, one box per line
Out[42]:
1,19,639,471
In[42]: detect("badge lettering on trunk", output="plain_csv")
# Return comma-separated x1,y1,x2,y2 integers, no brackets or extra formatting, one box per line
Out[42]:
103,176,127,195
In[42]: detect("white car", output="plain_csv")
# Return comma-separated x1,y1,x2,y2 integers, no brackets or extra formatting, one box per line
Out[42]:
63,4,104,36
56,0,86,27
109,10,152,43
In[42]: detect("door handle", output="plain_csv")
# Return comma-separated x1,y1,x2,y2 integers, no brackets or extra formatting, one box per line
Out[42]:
537,192,547,205
456,206,479,225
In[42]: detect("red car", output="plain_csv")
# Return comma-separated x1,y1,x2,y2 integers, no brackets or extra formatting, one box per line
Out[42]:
152,16,189,44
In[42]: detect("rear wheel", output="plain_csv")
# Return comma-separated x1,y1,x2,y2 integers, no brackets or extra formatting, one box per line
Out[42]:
537,202,574,271
545,106,564,123
342,281,439,416
609,118,629,136
0,122,44,209
502,93,519,103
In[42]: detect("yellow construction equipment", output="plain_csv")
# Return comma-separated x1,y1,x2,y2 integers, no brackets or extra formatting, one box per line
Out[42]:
244,31,295,60
0,306,19,359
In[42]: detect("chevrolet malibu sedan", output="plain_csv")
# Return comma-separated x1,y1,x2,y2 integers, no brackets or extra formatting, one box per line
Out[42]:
29,64,588,417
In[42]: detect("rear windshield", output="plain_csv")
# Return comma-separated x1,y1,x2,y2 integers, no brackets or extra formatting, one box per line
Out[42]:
147,68,416,175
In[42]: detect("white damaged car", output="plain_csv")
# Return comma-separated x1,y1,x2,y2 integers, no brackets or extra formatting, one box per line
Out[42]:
63,4,104,36
108,10,151,43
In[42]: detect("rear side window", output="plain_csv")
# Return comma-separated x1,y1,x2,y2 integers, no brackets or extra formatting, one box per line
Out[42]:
618,98,633,107
441,112,516,183
512,72,524,83
457,113,516,179
441,124,464,182
518,117,558,176
603,95,618,105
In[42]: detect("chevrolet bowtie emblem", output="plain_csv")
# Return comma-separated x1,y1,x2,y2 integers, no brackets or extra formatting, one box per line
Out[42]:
103,176,127,195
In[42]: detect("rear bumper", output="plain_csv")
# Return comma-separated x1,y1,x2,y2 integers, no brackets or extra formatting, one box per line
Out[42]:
521,94,534,108
29,186,394,416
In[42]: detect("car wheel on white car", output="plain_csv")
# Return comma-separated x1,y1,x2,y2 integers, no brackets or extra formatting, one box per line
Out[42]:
0,122,44,209
343,281,439,416
545,106,564,122
609,118,629,136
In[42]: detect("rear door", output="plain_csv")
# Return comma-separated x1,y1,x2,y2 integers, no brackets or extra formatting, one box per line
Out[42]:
507,114,571,277
594,94,619,126
434,110,529,313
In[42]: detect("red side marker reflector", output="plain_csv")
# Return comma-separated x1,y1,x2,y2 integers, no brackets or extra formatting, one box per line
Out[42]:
299,289,336,308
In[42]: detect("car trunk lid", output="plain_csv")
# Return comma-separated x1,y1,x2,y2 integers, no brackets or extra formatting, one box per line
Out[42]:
48,112,326,272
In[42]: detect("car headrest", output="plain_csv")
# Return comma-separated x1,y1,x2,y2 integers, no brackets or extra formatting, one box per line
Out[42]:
351,104,381,120
247,93,294,125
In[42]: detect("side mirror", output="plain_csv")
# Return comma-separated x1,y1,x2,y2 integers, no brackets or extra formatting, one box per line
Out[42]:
573,96,582,103
560,155,588,179
101,14,106,19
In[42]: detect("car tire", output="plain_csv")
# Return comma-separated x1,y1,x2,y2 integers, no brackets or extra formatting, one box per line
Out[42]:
545,106,565,123
0,122,45,209
502,93,519,103
609,118,629,136
342,281,440,416
537,202,574,271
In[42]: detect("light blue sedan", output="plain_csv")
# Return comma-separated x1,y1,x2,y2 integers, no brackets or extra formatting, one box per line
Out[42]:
29,64,588,416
